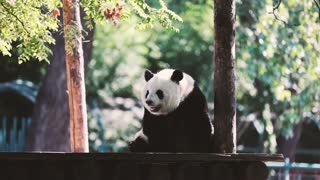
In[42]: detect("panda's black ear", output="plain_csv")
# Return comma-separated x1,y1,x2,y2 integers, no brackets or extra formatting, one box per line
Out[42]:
171,70,183,83
144,70,154,82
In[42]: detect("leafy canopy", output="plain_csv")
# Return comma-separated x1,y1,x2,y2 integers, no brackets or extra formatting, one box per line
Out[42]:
236,0,320,152
0,0,182,63
0,0,60,63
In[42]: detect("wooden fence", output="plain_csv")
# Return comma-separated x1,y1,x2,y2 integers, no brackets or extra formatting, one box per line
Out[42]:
0,116,31,151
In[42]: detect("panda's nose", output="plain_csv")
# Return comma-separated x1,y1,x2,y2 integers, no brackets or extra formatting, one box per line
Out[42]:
146,100,153,106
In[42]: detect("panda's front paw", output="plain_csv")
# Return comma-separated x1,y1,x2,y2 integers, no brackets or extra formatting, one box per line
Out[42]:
128,141,138,152
130,130,149,152
129,140,145,152
129,138,149,152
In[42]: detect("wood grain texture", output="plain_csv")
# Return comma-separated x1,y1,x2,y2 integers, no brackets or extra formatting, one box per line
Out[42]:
0,153,281,180
63,0,88,152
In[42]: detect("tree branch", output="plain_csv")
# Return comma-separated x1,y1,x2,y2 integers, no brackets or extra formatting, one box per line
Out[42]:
271,0,287,25
0,2,30,34
273,0,282,10
271,0,320,24
314,0,320,20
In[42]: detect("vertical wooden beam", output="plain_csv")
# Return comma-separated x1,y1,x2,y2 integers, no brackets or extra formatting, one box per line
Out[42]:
63,0,89,152
213,0,236,153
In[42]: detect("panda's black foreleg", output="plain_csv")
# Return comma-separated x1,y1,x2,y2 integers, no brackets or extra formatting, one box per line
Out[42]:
129,130,150,152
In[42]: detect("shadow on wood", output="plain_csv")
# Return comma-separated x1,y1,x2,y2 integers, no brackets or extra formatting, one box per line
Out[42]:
0,153,283,180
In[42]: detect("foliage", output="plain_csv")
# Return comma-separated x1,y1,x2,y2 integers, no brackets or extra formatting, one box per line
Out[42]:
144,1,214,99
87,0,213,100
87,0,320,153
81,0,182,31
86,0,214,152
88,99,141,152
85,0,214,152
0,0,60,63
236,0,320,152
86,17,150,99
0,0,182,62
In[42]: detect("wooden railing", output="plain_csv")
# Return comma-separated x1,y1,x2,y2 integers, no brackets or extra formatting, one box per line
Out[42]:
0,117,31,151
0,153,283,180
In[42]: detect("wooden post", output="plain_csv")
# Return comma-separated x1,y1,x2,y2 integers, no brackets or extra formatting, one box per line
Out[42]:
63,0,89,152
213,0,237,153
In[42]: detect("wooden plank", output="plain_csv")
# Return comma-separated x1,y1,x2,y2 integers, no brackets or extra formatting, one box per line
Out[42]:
94,161,118,180
0,154,274,180
245,161,269,180
148,164,170,180
28,160,65,180
208,163,235,180
168,163,187,180
182,163,207,180
0,153,284,162
112,162,138,180
136,163,152,180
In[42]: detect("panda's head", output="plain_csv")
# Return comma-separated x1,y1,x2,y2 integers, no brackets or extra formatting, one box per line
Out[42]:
141,69,195,115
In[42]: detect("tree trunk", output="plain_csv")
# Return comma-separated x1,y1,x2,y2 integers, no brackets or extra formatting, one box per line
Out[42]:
277,121,303,161
25,10,94,152
63,0,88,152
213,0,237,153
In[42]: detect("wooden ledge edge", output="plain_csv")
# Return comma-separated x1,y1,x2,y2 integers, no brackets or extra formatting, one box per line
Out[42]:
0,152,284,162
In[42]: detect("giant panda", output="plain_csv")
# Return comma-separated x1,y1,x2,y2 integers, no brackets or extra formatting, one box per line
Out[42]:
129,69,213,152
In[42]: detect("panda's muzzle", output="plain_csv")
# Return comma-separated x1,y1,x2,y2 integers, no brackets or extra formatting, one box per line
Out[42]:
149,106,161,112
146,100,161,112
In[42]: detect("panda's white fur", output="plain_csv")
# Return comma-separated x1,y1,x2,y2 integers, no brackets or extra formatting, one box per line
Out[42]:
141,69,195,115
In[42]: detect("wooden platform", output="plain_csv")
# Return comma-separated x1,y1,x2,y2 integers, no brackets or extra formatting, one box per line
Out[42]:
0,153,283,180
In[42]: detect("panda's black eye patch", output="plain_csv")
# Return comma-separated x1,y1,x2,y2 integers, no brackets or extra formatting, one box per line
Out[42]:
145,90,149,98
156,90,164,99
